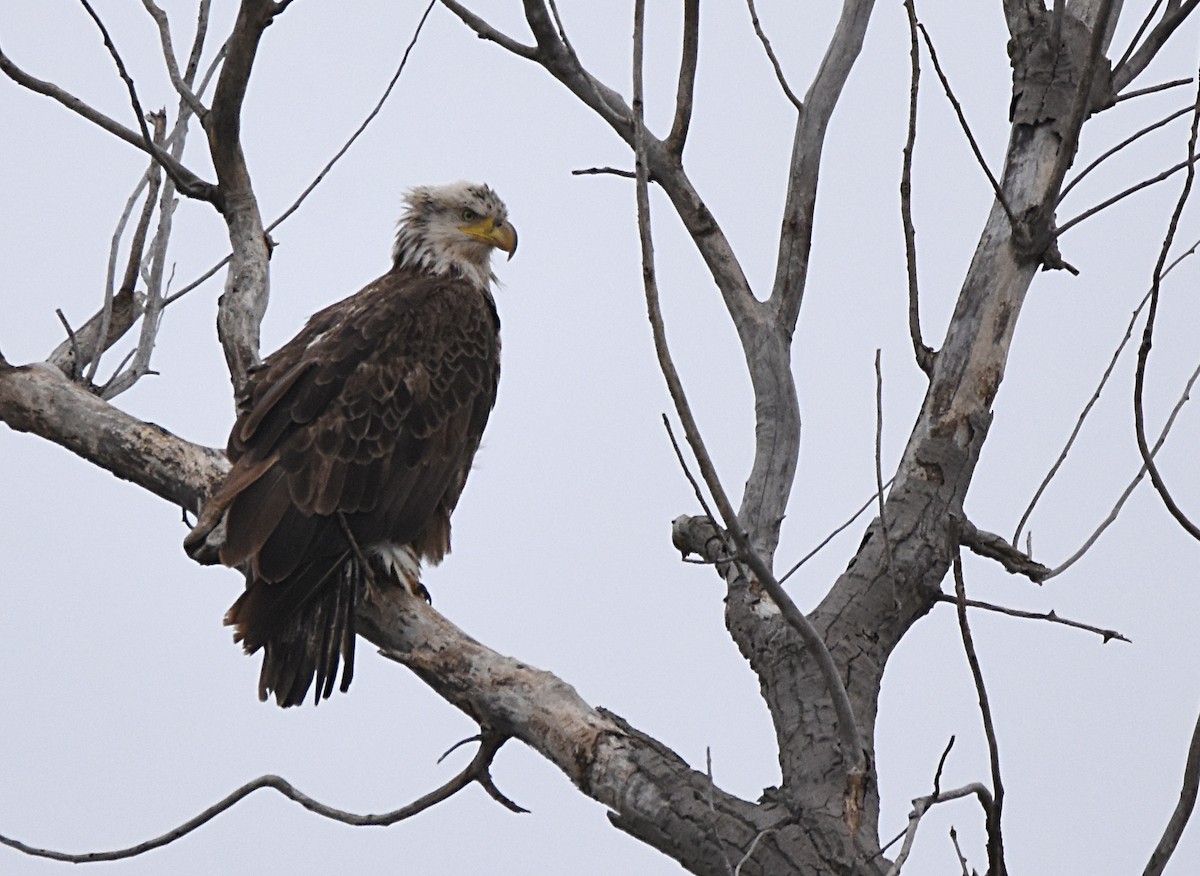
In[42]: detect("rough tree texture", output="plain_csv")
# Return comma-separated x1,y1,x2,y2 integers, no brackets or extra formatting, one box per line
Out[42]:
1,1,1193,874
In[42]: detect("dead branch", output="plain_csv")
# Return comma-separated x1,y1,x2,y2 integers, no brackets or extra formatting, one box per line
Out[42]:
438,0,539,59
1113,0,1167,76
1014,235,1200,549
79,0,216,205
630,0,867,793
1144,705,1200,876
164,2,432,312
664,0,699,156
949,826,973,876
874,350,892,569
88,125,164,387
267,1,435,235
662,415,719,528
770,0,874,332
0,362,226,511
0,732,520,864
1113,0,1200,93
958,518,1049,581
1133,80,1200,542
776,477,894,583
744,0,802,112
1059,103,1193,204
140,0,208,118
1114,77,1194,104
900,0,933,373
885,783,995,876
205,0,283,389
0,46,216,204
953,556,1006,876
1046,352,1200,579
938,595,1129,643
915,18,1016,230
1057,156,1191,237
48,47,224,375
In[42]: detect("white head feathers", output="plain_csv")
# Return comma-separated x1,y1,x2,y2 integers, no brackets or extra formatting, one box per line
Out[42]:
392,181,516,290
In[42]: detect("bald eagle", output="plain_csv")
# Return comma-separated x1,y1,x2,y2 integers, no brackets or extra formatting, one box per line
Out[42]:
185,182,516,707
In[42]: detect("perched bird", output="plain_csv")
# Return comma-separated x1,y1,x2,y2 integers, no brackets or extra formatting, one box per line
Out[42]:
185,181,516,707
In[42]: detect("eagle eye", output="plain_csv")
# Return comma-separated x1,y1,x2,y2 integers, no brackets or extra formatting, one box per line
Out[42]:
460,208,478,222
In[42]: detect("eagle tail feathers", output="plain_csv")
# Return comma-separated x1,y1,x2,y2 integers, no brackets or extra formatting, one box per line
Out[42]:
226,552,367,708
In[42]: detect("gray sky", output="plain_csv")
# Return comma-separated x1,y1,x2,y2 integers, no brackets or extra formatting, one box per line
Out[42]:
2,2,1199,874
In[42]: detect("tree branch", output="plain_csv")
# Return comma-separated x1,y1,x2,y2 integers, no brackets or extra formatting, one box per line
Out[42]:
1133,79,1200,541
953,556,1006,876
664,0,699,156
1144,705,1200,876
0,732,520,864
744,0,803,112
204,0,280,389
0,46,217,204
901,0,934,373
937,595,1129,643
0,362,225,512
1112,0,1200,93
770,0,875,332
139,0,208,118
632,0,867,799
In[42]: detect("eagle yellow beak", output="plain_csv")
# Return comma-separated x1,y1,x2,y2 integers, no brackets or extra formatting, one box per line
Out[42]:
461,217,518,260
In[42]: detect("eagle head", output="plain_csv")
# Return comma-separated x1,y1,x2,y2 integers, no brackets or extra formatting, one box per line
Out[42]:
392,181,517,289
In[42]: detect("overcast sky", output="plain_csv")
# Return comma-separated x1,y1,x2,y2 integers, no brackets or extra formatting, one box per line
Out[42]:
2,2,1200,874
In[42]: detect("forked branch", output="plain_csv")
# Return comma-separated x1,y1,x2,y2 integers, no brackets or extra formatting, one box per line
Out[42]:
0,732,520,864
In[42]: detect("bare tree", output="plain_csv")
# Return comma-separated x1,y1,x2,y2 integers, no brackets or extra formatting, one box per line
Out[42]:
2,2,1200,874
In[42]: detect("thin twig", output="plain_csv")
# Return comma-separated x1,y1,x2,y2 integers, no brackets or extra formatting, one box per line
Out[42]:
874,350,892,570
916,20,1016,229
778,477,895,584
438,0,539,59
1113,0,1166,76
54,311,82,380
0,47,216,203
932,736,955,798
0,733,518,863
900,0,933,373
953,556,1006,876
885,783,995,876
938,594,1129,643
1046,353,1200,578
1013,236,1200,548
265,0,436,236
950,826,972,876
1057,157,1191,238
631,0,866,785
1059,103,1194,205
1133,77,1200,542
704,748,736,876
733,829,776,876
1115,77,1194,104
663,415,718,527
86,140,163,385
1113,0,1200,93
745,0,803,111
1040,0,1116,206
571,166,637,179
78,0,210,204
162,2,434,309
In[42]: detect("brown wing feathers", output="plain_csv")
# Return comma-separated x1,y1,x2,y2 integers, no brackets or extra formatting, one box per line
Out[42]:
191,268,500,706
